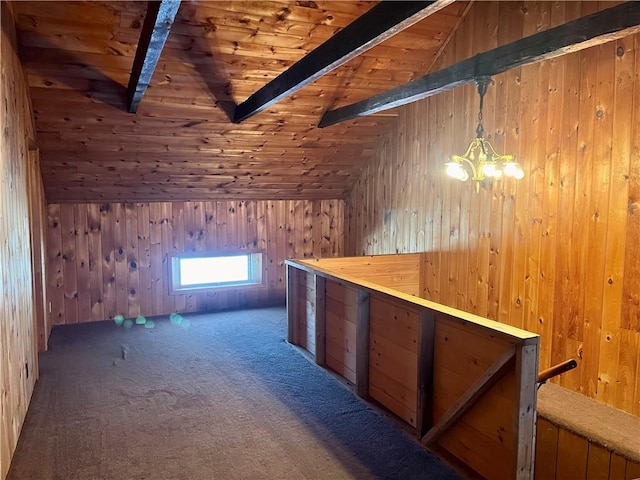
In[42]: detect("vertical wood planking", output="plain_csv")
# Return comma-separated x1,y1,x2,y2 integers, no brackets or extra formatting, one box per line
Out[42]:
161,202,175,314
183,201,197,312
137,203,152,316
621,35,640,339
555,429,589,479
1,3,40,475
125,203,140,317
609,454,627,479
61,205,78,323
586,443,612,480
100,204,116,320
113,203,128,317
86,203,104,322
172,202,187,312
345,6,640,416
26,148,48,353
46,200,345,323
587,39,615,404
149,203,164,316
535,418,559,479
626,460,640,479
614,34,639,414
47,204,64,325
276,201,287,298
74,204,91,323
536,1,565,374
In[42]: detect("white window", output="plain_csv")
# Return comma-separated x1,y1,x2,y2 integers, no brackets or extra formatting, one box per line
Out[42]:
170,251,263,293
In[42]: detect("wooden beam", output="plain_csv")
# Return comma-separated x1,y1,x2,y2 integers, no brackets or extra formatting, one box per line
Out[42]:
319,2,640,127
127,0,181,113
421,345,516,446
232,0,454,123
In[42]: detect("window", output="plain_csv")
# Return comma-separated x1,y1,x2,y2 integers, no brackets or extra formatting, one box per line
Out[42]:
170,251,263,293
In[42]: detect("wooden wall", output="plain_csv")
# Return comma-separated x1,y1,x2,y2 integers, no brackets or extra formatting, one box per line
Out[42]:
535,418,640,480
46,200,343,324
0,3,43,479
346,2,640,416
27,147,49,352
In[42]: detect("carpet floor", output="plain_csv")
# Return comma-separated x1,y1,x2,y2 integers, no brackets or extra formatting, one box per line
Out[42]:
8,307,460,480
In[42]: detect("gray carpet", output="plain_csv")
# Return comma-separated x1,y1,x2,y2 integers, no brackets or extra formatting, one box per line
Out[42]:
8,307,460,480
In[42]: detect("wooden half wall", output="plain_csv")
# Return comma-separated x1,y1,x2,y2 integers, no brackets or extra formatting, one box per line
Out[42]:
1,3,46,479
287,257,540,480
46,200,344,324
345,2,640,417
299,253,423,296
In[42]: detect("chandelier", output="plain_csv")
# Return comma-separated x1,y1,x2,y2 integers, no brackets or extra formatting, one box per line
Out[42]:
445,76,523,192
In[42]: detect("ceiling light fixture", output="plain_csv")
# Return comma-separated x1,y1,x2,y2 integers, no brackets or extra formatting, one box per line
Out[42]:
445,76,523,192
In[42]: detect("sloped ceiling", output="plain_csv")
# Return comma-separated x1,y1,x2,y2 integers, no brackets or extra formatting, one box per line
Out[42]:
14,1,469,203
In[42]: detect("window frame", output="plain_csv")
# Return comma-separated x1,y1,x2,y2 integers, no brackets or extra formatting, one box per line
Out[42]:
168,250,265,295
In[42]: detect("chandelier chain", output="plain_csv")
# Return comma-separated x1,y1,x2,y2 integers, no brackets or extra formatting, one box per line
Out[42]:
475,77,489,139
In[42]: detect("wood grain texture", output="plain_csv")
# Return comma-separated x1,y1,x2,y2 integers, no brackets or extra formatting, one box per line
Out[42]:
535,418,559,479
0,3,40,478
26,148,49,354
325,280,358,384
369,297,419,425
346,1,640,416
12,0,468,202
302,253,422,296
288,260,539,480
534,416,640,480
47,200,343,323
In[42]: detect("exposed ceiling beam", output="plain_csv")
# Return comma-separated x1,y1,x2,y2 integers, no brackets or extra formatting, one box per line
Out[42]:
232,0,455,123
319,1,640,128
127,0,181,113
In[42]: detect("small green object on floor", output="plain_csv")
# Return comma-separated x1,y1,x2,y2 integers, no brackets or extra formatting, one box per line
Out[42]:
113,314,124,326
144,320,155,329
135,316,146,325
123,319,133,329
169,312,182,326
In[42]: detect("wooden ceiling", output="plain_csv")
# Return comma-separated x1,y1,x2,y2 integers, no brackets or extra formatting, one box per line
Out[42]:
14,1,469,203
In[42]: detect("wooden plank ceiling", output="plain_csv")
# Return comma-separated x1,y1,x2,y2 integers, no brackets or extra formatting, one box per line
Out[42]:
14,1,468,203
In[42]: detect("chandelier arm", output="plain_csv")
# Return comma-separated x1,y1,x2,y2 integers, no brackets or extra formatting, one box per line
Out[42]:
451,155,479,178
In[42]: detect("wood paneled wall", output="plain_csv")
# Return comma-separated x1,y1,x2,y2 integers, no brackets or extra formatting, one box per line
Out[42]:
46,200,343,324
27,148,49,352
1,3,42,479
536,418,640,480
346,2,640,416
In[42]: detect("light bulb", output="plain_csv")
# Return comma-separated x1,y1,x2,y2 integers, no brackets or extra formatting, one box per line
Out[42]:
445,162,465,180
513,165,525,179
482,162,497,177
503,162,518,177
